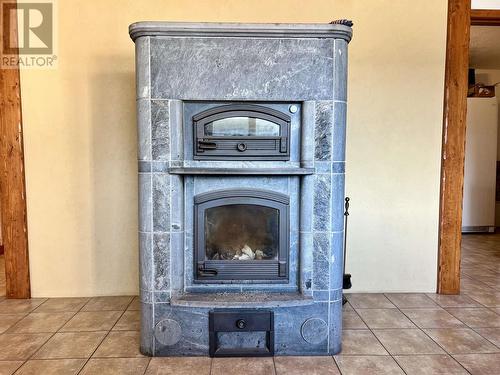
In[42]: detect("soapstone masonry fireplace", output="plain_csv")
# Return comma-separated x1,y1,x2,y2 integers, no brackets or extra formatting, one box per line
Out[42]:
130,21,352,356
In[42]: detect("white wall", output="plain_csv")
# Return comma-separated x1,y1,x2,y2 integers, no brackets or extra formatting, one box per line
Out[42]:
475,70,500,160
472,0,500,9
475,70,500,226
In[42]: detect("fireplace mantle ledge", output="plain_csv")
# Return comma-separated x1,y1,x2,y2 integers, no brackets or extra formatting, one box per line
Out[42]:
171,292,314,308
168,167,314,176
129,21,352,42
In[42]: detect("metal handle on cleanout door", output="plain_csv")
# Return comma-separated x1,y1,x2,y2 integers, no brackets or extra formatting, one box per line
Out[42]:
197,264,218,277
198,140,217,151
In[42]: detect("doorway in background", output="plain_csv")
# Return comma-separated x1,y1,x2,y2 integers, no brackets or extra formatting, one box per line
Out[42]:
438,2,500,294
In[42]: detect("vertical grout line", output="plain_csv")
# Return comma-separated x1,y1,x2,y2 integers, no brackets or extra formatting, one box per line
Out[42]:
208,357,213,375
331,354,341,374
168,100,172,301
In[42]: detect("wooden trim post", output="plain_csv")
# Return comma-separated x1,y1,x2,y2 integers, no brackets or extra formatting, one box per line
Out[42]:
0,0,31,298
471,9,500,25
437,0,471,294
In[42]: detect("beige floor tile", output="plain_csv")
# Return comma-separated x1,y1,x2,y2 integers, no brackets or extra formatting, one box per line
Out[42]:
93,331,143,358
274,356,339,375
424,328,500,354
393,354,468,374
461,278,492,294
16,359,86,375
356,308,416,329
345,293,395,309
145,357,211,375
0,333,50,360
454,353,500,374
82,296,134,311
385,293,439,308
0,299,47,314
342,302,354,312
7,312,75,333
474,327,500,348
80,358,150,375
35,298,90,313
466,290,500,307
401,308,465,328
211,357,274,375
342,311,367,329
426,294,482,308
127,297,140,311
446,307,500,327
334,355,404,375
60,311,122,332
33,331,107,359
340,330,388,355
113,310,140,331
373,329,444,355
0,361,23,375
0,314,27,333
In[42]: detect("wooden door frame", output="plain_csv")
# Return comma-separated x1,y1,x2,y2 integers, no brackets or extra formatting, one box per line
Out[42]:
0,0,31,298
471,9,500,25
437,2,500,294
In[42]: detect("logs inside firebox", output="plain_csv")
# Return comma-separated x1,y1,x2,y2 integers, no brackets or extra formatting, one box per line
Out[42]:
205,204,278,261
210,244,270,260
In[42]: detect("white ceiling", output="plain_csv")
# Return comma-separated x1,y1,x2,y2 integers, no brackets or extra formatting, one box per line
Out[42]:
469,26,500,69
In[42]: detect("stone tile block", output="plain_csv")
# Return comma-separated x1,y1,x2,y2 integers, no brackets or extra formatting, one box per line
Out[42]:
137,99,151,161
138,173,152,232
153,233,170,291
152,173,170,232
314,101,333,161
151,38,334,101
139,232,152,291
151,100,169,160
313,174,332,232
135,37,150,99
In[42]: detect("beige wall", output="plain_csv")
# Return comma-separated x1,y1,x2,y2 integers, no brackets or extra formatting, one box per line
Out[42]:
20,0,448,297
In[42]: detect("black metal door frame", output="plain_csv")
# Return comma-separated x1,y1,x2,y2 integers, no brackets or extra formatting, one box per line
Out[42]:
194,189,290,283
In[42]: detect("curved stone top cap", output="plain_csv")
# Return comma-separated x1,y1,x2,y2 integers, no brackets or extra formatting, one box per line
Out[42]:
129,21,353,43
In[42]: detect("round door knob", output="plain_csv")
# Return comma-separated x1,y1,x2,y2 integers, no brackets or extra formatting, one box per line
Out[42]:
236,319,246,329
237,143,247,152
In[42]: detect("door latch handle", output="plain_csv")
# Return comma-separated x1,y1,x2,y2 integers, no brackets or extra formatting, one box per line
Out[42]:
197,140,217,151
198,265,218,277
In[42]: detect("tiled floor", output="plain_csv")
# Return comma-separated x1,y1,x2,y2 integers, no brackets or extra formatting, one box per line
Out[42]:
0,234,497,374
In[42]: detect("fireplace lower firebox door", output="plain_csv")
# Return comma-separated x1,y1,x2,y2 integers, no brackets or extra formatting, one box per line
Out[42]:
195,189,289,283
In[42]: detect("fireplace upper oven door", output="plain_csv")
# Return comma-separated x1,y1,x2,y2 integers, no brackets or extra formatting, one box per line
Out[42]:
193,104,290,160
194,189,289,282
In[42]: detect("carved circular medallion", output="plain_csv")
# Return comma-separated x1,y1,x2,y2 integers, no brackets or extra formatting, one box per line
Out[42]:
301,318,328,344
155,319,182,346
